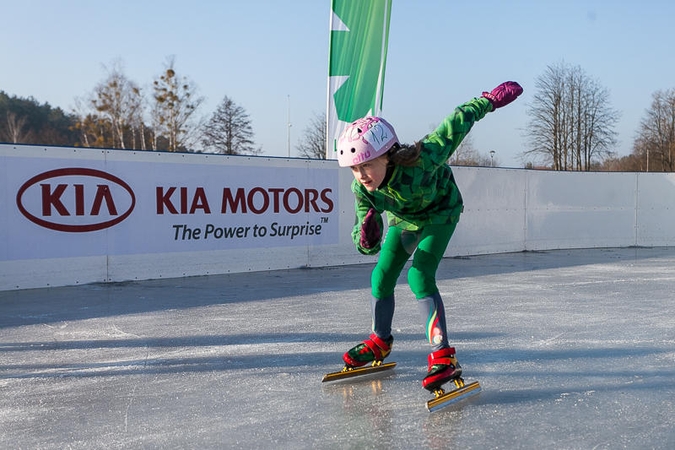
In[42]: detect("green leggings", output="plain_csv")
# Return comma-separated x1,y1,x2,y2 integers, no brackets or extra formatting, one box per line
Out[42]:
371,222,457,299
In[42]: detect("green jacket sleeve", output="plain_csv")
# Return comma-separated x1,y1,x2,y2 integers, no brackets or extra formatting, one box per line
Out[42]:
351,182,383,255
423,97,493,165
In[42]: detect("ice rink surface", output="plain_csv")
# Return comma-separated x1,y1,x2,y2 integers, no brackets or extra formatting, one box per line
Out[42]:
1,247,674,449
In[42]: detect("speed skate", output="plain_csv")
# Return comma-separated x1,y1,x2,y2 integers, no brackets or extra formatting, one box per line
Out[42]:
321,361,397,383
425,377,481,412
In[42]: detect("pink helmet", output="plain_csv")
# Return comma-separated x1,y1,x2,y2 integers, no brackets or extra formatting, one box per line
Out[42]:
337,116,399,167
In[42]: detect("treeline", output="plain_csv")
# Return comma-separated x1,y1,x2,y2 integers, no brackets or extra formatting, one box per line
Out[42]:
2,58,675,171
525,61,675,172
1,58,258,155
0,91,80,146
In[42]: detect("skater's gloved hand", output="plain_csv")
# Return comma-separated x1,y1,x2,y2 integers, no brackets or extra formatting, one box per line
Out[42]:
481,81,523,110
360,208,382,249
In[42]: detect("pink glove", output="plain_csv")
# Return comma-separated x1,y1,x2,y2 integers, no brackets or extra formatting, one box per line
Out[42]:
481,81,523,109
360,208,382,249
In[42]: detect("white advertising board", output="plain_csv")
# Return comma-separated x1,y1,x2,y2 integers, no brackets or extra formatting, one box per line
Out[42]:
1,145,352,289
2,149,338,262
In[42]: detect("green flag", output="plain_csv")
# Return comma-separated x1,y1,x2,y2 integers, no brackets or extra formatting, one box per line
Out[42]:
326,0,392,159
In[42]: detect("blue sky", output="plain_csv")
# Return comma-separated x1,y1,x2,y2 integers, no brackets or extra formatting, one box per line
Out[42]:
1,0,673,167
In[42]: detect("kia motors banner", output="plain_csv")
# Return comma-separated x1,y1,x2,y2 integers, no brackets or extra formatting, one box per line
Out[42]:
326,0,392,159
1,150,339,261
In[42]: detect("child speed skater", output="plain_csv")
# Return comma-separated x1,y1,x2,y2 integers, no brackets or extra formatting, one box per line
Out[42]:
336,81,523,392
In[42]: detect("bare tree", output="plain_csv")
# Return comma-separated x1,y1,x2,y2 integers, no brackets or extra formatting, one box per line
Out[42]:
201,95,259,155
297,112,326,159
73,61,146,150
72,96,107,148
148,99,162,151
5,111,30,143
450,134,479,166
73,114,106,148
524,62,619,170
152,56,203,151
633,89,675,172
90,61,144,149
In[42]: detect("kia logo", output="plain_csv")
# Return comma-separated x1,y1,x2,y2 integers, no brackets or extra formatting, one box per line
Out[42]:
16,168,136,232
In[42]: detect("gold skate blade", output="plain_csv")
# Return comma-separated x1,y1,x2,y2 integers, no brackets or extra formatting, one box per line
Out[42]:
426,380,481,412
321,362,397,383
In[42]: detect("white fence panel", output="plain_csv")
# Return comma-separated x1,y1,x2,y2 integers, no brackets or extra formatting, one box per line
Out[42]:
449,167,527,256
524,171,637,250
635,172,675,246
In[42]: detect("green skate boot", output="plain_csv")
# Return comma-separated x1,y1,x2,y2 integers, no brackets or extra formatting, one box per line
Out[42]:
342,334,394,368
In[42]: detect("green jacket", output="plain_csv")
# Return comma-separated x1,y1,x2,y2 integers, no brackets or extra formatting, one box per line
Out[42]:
351,97,493,255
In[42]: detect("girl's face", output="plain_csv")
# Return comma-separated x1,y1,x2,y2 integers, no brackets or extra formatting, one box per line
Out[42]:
351,154,389,192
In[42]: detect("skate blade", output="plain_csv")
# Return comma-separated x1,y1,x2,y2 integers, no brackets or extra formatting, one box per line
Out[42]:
321,361,396,383
426,380,481,412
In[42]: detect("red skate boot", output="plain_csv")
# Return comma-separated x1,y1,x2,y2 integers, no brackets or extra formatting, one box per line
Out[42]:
422,347,462,391
322,334,396,383
342,334,394,368
422,347,481,412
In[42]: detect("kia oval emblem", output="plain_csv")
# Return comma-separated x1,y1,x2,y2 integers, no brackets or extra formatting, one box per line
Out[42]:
16,168,136,232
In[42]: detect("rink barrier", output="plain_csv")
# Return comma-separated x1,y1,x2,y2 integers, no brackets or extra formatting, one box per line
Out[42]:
1,144,674,291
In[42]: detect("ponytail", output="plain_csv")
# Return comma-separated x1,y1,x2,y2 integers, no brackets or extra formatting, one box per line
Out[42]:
388,142,421,167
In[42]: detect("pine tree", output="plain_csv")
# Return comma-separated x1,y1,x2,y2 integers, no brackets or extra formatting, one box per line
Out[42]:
201,95,259,155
